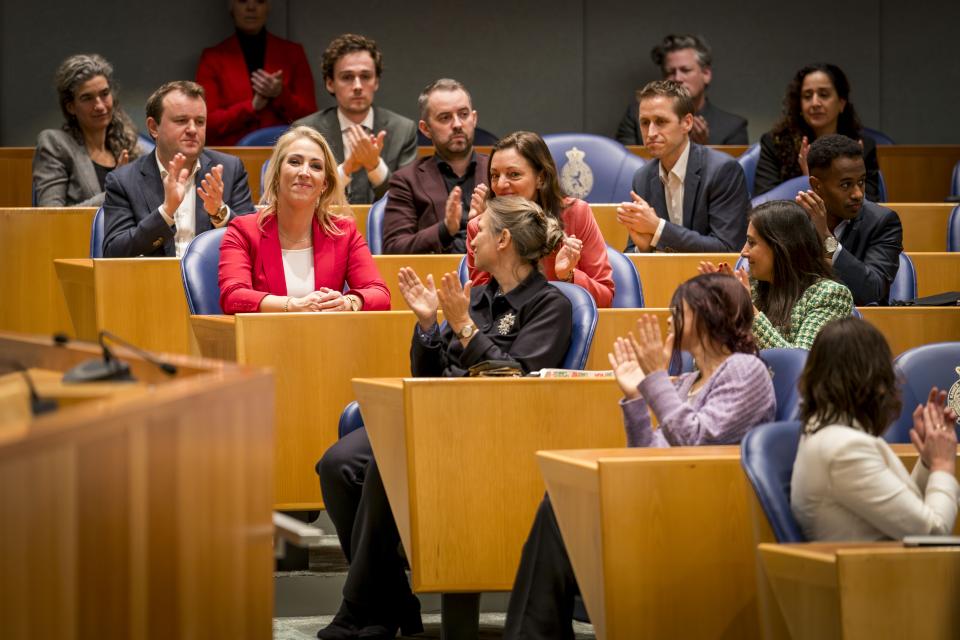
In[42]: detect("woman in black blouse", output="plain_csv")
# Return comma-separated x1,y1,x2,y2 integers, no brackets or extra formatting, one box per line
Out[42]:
316,195,573,639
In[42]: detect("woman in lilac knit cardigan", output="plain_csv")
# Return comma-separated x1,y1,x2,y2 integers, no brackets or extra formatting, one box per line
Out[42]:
503,273,777,640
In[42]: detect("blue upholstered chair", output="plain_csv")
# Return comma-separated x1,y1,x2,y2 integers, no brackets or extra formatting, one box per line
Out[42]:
889,252,917,303
90,207,105,258
862,127,895,146
338,400,364,438
758,349,808,421
259,160,270,199
549,281,597,370
876,169,889,203
458,255,469,285
180,227,227,315
737,143,761,198
606,246,644,308
740,420,807,542
542,134,645,203
883,342,960,443
750,175,810,208
237,125,289,147
951,161,960,198
948,206,960,252
417,127,499,146
366,194,387,254
137,133,156,154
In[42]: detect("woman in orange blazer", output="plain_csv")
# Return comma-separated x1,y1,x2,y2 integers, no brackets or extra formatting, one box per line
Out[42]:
218,126,389,313
196,0,317,145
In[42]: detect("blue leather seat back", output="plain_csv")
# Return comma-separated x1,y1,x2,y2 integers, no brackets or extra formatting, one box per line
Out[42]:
237,125,289,147
458,255,469,285
876,169,889,203
606,246,643,308
543,134,644,203
750,175,810,208
948,205,960,252
883,342,960,443
740,420,807,542
737,143,761,198
952,161,960,198
90,207,105,258
862,127,895,146
181,227,227,315
367,194,387,255
889,252,916,303
260,160,270,200
549,281,598,370
759,349,808,421
138,133,156,154
338,400,364,438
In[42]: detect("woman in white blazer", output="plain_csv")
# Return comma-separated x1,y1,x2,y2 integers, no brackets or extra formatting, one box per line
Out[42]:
791,317,958,541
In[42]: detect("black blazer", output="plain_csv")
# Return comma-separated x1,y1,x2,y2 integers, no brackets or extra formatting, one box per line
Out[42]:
616,99,749,146
625,142,749,253
833,201,903,305
103,149,254,257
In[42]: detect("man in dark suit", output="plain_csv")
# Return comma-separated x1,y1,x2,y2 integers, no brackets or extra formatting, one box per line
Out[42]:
798,135,903,305
294,33,417,204
381,79,489,254
618,80,749,253
103,80,254,258
616,34,748,146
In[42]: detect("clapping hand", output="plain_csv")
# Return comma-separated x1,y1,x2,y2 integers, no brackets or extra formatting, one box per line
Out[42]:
398,267,439,329
910,387,958,474
162,152,191,213
632,314,673,375
436,272,473,336
444,187,463,235
197,164,225,216
344,125,386,174
608,334,646,400
798,136,811,176
690,115,710,145
555,234,583,280
468,183,488,220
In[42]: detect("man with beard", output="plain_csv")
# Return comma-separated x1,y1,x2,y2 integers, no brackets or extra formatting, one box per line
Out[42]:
382,78,490,254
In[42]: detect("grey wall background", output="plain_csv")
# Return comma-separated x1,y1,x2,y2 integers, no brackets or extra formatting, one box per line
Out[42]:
2,0,957,146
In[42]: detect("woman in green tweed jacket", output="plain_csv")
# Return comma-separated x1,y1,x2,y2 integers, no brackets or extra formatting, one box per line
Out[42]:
702,200,853,350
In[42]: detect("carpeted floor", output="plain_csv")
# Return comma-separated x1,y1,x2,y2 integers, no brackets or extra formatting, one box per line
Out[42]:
274,614,596,639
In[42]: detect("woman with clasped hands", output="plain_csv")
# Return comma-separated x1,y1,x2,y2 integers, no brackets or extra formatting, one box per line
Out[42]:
503,273,776,639
218,126,389,313
791,317,958,541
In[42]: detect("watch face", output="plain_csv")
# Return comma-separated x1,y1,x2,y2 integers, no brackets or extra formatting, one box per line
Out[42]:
824,236,838,252
460,324,475,338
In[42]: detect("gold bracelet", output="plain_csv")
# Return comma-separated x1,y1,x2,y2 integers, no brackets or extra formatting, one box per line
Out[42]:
283,297,291,313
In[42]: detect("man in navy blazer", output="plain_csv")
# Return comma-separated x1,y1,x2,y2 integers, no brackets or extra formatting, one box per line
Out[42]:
798,135,903,305
618,80,749,253
103,80,253,258
382,78,489,254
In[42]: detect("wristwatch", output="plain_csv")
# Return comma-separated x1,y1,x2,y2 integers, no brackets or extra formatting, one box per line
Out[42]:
823,235,838,257
209,203,228,225
456,323,477,340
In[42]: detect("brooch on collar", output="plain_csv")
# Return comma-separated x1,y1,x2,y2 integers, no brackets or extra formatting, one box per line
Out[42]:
496,312,517,336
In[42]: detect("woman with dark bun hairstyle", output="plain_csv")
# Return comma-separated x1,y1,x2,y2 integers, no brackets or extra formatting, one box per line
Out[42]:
754,63,881,201
502,272,776,639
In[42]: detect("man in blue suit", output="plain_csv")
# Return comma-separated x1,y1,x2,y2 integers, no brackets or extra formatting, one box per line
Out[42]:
103,80,254,257
618,80,749,253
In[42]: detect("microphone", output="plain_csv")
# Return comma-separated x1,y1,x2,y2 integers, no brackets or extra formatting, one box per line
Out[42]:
1,360,58,416
61,331,177,383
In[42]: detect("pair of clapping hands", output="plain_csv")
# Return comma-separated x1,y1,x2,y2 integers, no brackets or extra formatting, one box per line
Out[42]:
251,69,283,111
398,268,473,339
910,388,958,475
162,153,226,217
608,316,676,400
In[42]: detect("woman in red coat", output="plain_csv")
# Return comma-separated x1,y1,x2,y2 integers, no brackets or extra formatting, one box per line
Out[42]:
196,0,317,145
465,131,615,307
218,125,389,313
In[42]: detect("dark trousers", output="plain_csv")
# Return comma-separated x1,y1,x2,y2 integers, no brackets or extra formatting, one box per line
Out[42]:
317,427,413,609
503,495,580,640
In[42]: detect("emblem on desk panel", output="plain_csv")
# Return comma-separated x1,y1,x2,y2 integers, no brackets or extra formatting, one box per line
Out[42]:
948,367,960,421
560,147,593,200
496,312,516,335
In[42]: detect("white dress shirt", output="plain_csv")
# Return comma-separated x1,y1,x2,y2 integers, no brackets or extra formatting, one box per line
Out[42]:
651,140,691,249
336,109,388,188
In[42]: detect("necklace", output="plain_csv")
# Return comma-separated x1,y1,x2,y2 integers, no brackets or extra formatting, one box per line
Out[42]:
278,227,311,244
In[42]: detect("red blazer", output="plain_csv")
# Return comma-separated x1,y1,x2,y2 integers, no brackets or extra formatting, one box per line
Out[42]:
196,33,317,146
219,212,390,314
466,198,615,308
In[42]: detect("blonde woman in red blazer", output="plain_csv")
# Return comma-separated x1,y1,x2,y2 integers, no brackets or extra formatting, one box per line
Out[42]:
218,126,389,314
196,1,317,145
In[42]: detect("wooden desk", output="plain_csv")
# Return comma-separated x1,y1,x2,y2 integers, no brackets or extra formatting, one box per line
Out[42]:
55,258,194,355
627,145,748,160
911,252,960,296
351,204,370,239
210,146,270,199
0,332,274,638
0,147,34,206
353,378,625,592
759,542,960,640
0,207,96,336
588,307,960,370
877,146,960,202
193,312,419,509
372,254,464,309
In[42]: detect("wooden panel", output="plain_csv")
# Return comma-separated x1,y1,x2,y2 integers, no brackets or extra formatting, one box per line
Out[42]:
0,208,96,336
417,145,492,158
233,313,418,509
588,309,671,370
55,259,97,341
371,254,464,310
628,253,738,307
859,307,960,356
356,377,626,592
350,204,370,239
627,145,748,160
909,252,960,296
592,204,628,251
211,146,270,202
0,148,34,207
0,333,273,639
896,203,955,252
877,146,960,202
